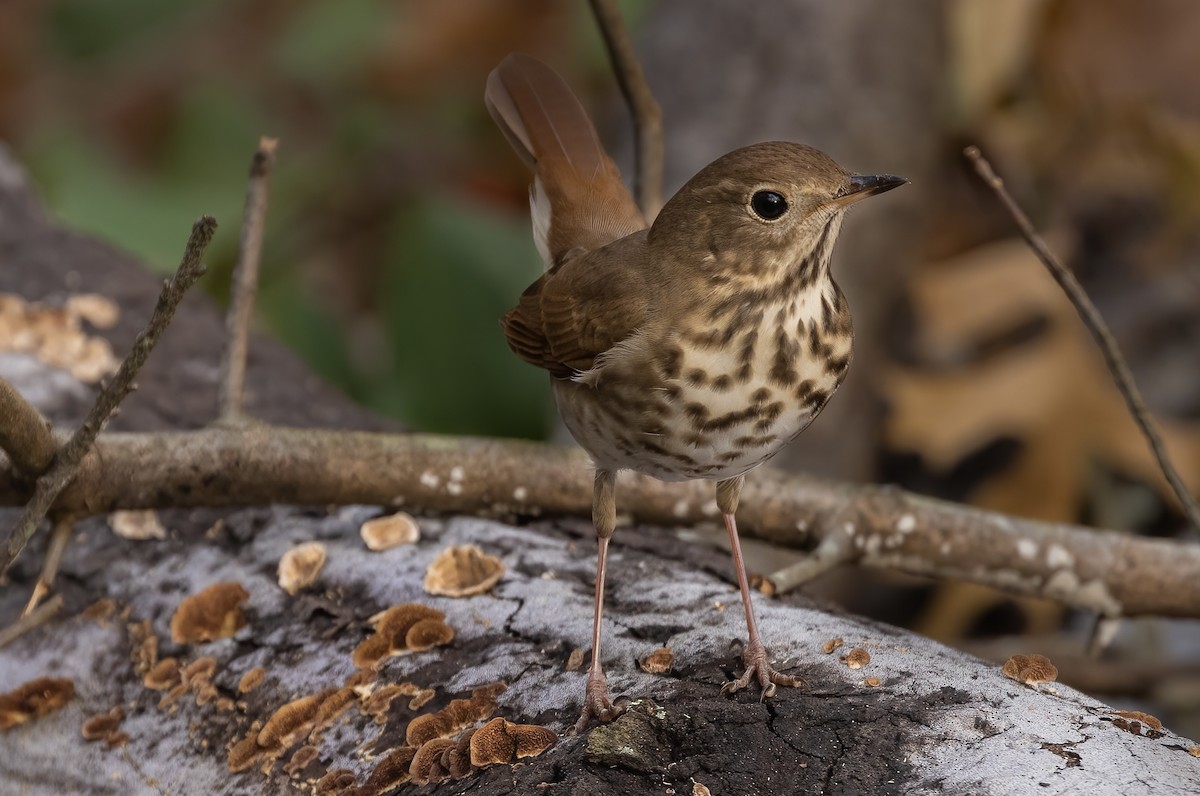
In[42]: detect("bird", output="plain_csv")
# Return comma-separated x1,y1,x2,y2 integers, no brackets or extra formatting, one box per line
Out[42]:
485,53,906,733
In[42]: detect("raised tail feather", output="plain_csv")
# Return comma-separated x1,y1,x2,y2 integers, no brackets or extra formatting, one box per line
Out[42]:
485,53,646,267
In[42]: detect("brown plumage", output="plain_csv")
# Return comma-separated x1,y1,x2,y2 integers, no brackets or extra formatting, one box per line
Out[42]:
486,53,905,732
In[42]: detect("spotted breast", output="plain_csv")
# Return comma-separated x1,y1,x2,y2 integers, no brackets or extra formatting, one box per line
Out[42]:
555,279,853,482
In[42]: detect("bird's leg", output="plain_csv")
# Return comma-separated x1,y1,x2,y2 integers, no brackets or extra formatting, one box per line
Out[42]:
716,475,808,699
574,469,627,733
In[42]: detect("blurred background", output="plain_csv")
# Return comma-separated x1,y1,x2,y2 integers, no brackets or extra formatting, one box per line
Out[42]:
1,0,1198,737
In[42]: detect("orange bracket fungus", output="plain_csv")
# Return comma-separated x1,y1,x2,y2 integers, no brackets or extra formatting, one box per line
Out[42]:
640,646,675,674
278,542,327,595
170,582,250,644
423,545,505,598
405,683,506,748
352,604,454,669
1001,653,1059,686
469,717,557,768
0,677,75,731
360,512,420,551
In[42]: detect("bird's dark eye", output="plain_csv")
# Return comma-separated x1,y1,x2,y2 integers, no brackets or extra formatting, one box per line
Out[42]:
750,190,788,221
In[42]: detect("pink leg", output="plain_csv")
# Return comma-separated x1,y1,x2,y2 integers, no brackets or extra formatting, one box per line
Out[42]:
717,477,807,699
574,470,627,733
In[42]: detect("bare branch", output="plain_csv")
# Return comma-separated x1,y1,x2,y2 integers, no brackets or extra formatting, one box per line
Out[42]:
0,378,56,477
589,0,664,219
20,516,75,618
0,427,1197,619
964,145,1200,537
0,216,217,574
0,593,62,650
219,137,277,422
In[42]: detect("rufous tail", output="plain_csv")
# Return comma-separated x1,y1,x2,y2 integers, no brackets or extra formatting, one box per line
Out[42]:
485,53,645,268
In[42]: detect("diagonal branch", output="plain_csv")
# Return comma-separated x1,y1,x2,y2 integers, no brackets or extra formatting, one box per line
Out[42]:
964,146,1200,538
0,216,217,575
218,137,277,422
1,427,1197,619
589,0,664,219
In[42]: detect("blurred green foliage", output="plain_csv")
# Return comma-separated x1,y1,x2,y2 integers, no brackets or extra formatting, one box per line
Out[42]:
8,0,647,439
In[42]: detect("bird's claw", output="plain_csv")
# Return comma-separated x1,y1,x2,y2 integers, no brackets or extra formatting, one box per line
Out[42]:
572,673,628,735
722,638,807,699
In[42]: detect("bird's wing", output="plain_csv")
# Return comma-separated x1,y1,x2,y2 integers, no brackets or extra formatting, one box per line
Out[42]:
502,231,652,377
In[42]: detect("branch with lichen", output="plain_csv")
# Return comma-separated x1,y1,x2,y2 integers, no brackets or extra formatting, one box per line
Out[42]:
0,216,217,575
0,427,1197,620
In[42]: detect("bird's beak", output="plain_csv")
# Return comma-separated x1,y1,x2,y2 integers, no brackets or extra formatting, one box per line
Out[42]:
832,173,908,207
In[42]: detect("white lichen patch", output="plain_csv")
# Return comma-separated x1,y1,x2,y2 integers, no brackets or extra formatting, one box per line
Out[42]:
896,514,916,533
513,486,528,502
1043,570,1121,615
1016,539,1038,560
419,471,439,489
1046,544,1074,569
109,510,167,541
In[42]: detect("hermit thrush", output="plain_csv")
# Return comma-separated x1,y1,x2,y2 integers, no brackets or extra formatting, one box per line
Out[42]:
486,53,905,732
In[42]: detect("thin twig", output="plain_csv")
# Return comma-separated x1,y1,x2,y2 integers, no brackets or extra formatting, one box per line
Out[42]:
21,516,75,618
218,137,277,421
589,0,664,219
0,593,63,649
1,427,1198,619
0,377,57,477
0,216,217,575
964,145,1200,536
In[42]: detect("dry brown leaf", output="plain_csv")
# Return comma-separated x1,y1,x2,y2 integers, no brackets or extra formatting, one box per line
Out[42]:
883,237,1200,522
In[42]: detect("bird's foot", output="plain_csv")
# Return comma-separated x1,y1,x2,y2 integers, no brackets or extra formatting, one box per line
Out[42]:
572,671,629,734
721,637,808,700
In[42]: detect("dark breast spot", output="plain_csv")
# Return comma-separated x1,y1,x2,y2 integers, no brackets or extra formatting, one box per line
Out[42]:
659,345,683,379
825,353,851,375
735,433,776,449
684,403,710,425
769,328,800,387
